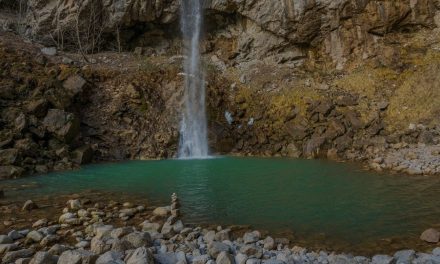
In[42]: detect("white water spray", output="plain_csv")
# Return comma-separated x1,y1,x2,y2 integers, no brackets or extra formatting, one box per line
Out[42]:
178,0,209,159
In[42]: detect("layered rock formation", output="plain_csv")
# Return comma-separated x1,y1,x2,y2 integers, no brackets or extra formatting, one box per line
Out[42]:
23,0,439,66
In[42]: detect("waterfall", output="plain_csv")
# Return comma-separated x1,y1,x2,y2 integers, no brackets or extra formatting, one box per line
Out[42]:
178,0,209,159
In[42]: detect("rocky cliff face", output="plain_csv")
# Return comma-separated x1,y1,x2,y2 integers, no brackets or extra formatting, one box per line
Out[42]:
24,0,439,67
1,0,440,178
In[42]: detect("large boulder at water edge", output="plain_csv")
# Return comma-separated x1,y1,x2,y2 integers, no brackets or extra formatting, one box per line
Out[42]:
420,228,440,243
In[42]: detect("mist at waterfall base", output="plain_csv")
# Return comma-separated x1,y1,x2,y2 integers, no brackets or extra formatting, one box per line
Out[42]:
178,0,209,159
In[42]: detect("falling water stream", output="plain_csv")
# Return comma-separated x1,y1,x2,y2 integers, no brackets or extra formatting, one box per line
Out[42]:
178,0,209,158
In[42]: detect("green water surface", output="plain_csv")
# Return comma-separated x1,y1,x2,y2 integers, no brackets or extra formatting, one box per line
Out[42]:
3,157,440,249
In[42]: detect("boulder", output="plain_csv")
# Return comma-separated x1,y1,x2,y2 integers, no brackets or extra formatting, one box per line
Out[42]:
263,236,275,250
59,212,76,223
68,199,82,210
0,148,19,165
27,230,44,242
63,75,86,97
154,252,178,264
8,230,23,240
204,230,216,243
2,249,34,263
235,253,248,264
303,136,326,158
71,145,93,165
126,247,154,264
239,245,262,259
420,228,440,243
243,231,260,244
26,99,49,118
43,109,80,143
29,251,56,264
122,232,152,248
216,251,234,264
0,243,18,254
90,237,110,255
0,165,25,179
208,241,230,258
48,244,68,256
140,221,161,232
393,249,415,263
192,255,210,264
215,229,231,242
57,250,97,264
0,235,13,244
96,251,124,264
111,238,134,253
153,206,170,217
95,225,114,239
371,255,394,264
111,227,134,239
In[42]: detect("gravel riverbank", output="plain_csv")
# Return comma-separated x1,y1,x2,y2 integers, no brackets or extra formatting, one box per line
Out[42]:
1,193,440,264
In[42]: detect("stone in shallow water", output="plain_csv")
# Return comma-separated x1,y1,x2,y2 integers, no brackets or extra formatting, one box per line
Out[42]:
420,228,440,243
